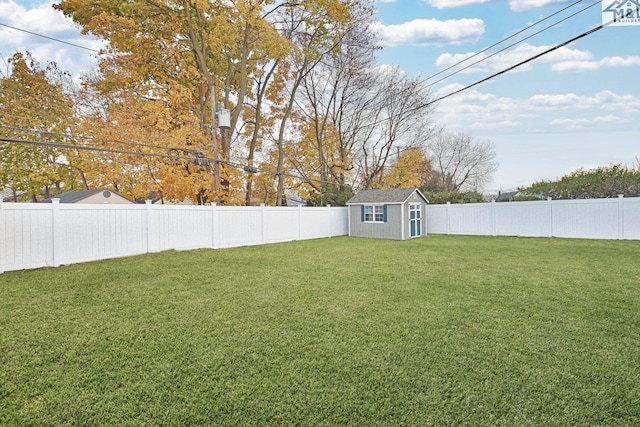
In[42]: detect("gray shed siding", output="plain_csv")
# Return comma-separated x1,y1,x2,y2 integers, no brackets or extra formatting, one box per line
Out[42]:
349,204,403,240
347,188,428,240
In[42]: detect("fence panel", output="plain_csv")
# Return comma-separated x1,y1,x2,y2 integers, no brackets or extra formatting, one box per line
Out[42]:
0,202,54,271
624,198,640,240
214,206,264,248
447,203,493,236
148,204,213,252
425,205,448,234
56,203,147,266
328,207,349,237
0,202,347,273
264,207,300,243
552,198,620,240
494,201,551,237
426,196,640,240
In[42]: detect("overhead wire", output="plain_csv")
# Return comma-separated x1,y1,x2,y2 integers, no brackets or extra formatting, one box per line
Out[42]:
424,0,602,88
0,137,182,159
422,17,619,109
1,1,626,193
0,22,101,53
422,0,589,83
0,124,186,152
0,136,340,187
302,0,600,135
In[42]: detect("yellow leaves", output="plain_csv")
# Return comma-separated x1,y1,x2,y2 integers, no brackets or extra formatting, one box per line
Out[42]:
378,148,433,190
0,52,80,198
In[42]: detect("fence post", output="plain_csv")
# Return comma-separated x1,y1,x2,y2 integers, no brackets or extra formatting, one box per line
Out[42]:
211,202,217,249
326,205,331,237
491,200,497,236
51,198,61,267
547,197,553,237
298,205,303,239
261,203,266,244
0,200,4,274
446,202,451,235
618,194,624,240
145,200,152,253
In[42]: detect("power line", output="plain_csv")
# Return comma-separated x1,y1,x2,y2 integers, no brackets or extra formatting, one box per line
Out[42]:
0,137,191,159
422,0,590,84
425,20,614,108
0,22,101,53
330,1,603,134
425,0,601,88
0,124,185,152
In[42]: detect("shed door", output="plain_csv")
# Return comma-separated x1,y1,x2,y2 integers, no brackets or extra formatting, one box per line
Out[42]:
409,203,421,238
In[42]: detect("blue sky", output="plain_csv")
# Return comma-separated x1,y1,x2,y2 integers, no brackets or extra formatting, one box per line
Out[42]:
373,0,640,191
1,0,639,192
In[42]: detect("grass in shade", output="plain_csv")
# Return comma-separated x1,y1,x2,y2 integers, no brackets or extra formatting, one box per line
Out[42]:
1,235,639,425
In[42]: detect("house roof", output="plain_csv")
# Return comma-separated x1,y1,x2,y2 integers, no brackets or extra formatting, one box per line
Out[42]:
1,187,18,201
346,188,428,205
495,191,520,202
42,189,132,203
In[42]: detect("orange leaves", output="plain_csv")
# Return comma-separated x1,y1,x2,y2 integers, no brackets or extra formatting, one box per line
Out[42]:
377,148,433,190
0,53,80,200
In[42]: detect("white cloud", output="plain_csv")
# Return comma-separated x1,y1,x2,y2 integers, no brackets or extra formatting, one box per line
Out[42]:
432,85,640,135
593,115,624,123
435,43,592,74
472,120,522,129
423,0,568,11
549,115,624,130
0,0,104,76
552,56,640,72
423,0,490,8
528,93,595,109
596,91,640,113
373,18,484,47
508,0,568,12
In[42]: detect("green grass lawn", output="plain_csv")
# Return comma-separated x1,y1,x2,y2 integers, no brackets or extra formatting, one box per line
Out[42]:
1,235,639,425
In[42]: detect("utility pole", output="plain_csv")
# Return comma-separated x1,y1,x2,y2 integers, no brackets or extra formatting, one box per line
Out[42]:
210,87,220,202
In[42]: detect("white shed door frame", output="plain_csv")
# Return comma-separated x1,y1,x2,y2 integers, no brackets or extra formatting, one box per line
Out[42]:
409,203,422,238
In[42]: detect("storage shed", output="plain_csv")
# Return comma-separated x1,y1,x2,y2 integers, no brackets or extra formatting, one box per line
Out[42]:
346,188,428,240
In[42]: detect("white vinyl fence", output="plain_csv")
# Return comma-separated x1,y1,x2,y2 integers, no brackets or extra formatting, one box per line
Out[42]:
3,196,638,274
427,196,640,240
0,200,348,273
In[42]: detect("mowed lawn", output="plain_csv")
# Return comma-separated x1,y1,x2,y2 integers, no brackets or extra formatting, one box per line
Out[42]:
1,235,639,426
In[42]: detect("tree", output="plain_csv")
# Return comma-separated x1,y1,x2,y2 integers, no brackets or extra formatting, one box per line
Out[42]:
377,147,433,189
519,164,640,199
354,67,435,190
420,190,483,204
54,0,281,204
267,0,357,205
0,53,82,201
426,130,497,192
305,182,353,206
296,0,377,191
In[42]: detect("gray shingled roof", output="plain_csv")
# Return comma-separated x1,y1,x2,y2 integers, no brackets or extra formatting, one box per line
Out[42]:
1,187,20,201
346,188,428,204
42,189,129,203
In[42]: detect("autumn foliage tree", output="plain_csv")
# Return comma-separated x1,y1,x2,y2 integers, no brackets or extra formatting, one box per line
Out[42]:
0,53,83,201
0,0,442,205
377,148,433,189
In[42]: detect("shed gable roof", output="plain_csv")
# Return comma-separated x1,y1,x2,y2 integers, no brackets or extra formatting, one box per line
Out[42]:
346,188,428,205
